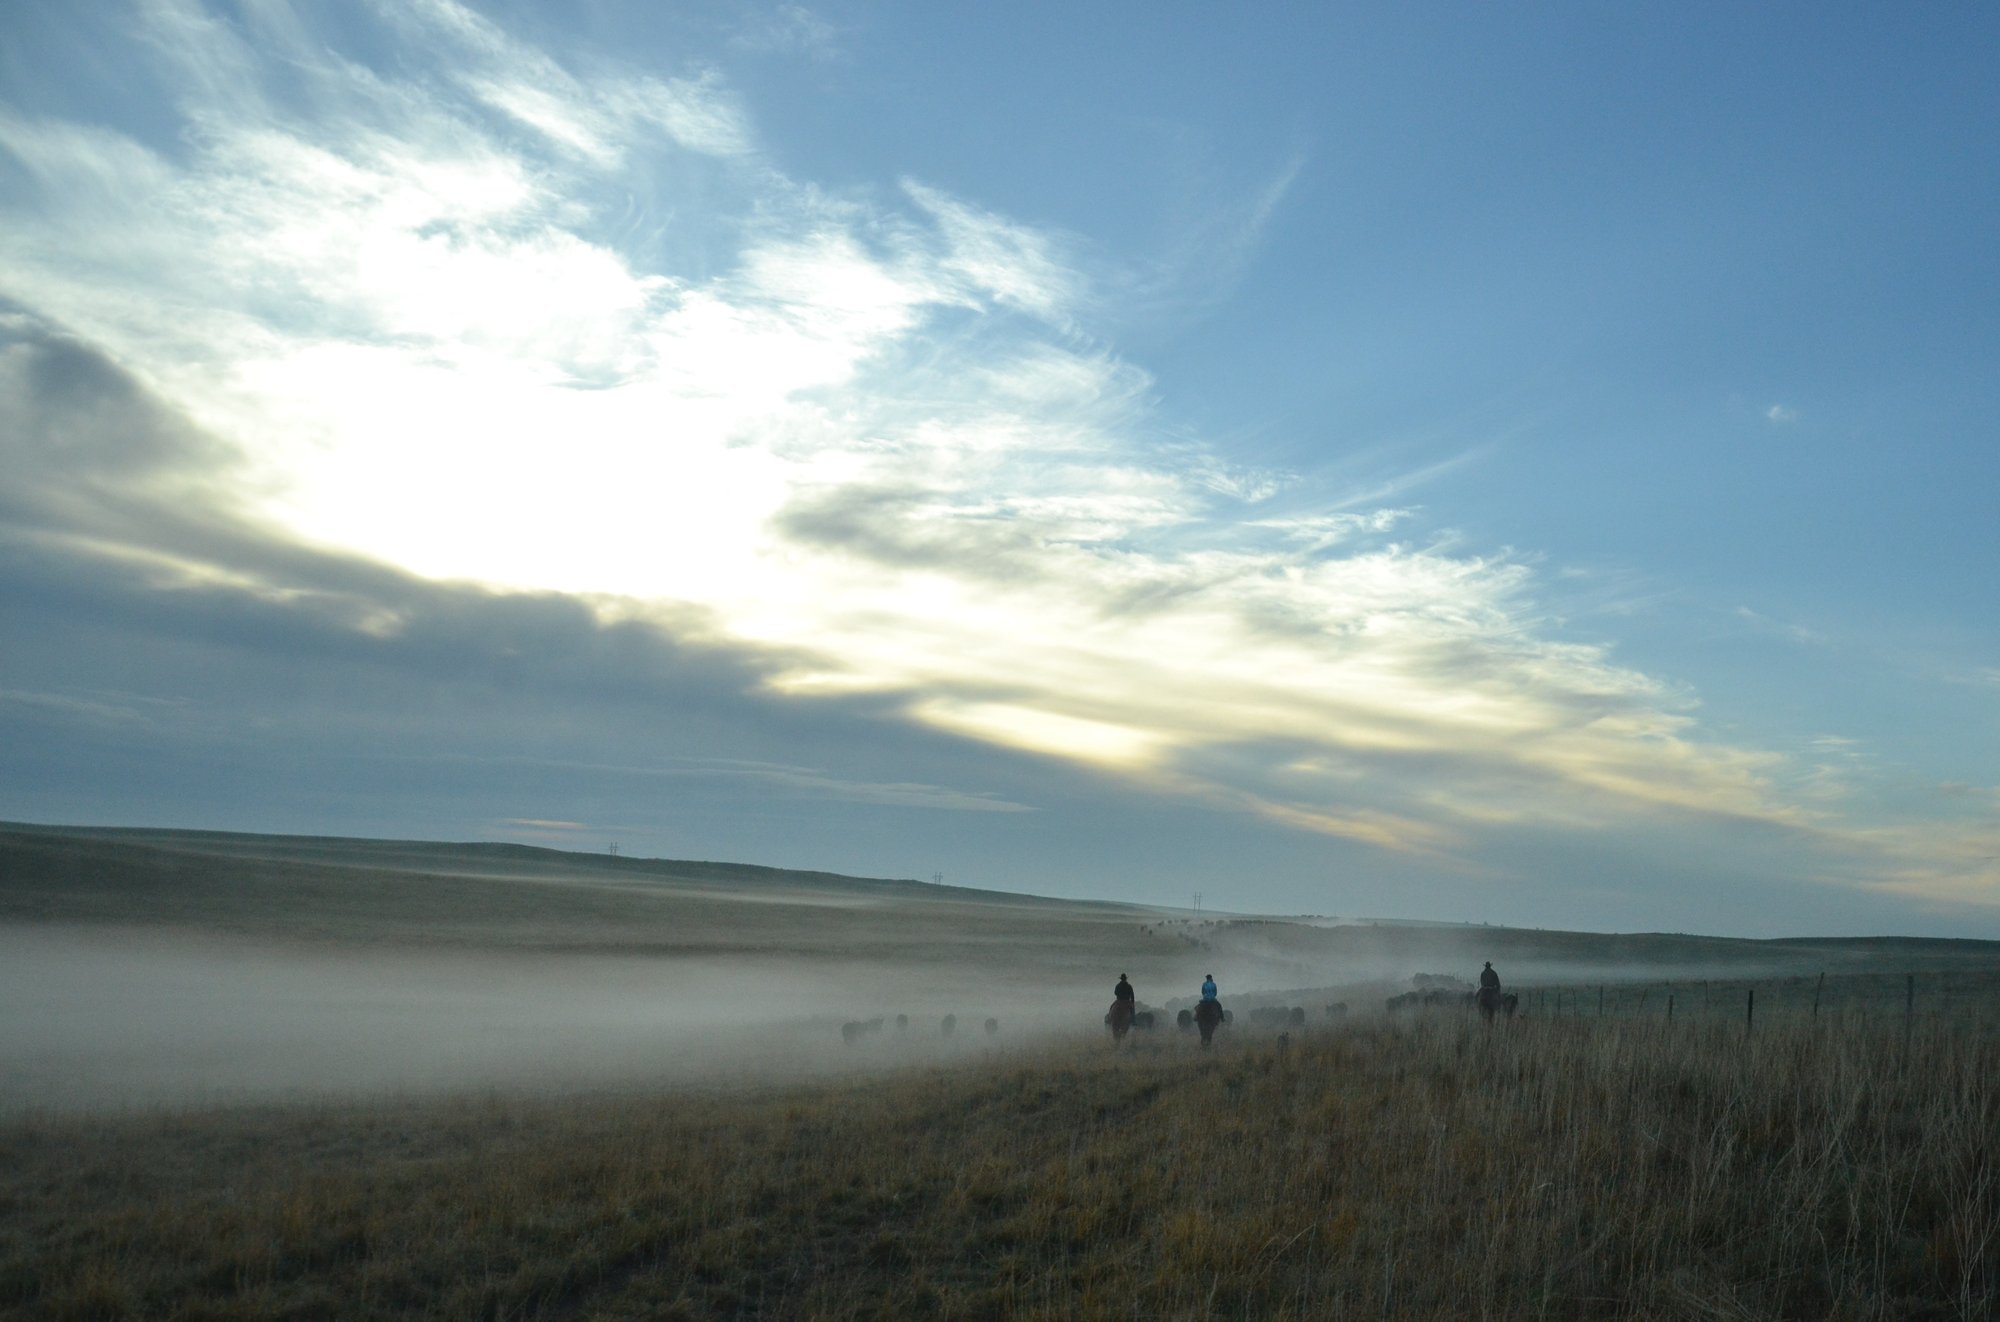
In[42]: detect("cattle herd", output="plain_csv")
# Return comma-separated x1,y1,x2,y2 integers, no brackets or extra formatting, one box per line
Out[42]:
837,976,1518,1048
1384,987,1519,1018
839,1014,1001,1045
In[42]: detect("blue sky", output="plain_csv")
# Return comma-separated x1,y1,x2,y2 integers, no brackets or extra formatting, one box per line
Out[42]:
2,1,1997,936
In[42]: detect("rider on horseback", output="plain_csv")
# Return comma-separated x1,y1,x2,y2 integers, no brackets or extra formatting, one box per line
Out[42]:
1114,973,1137,1007
1201,973,1218,1003
1477,961,1503,1021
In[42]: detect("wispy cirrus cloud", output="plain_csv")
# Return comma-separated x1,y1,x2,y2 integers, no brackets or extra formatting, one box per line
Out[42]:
729,4,842,62
3,1,1994,913
1734,605,1826,646
456,755,1031,814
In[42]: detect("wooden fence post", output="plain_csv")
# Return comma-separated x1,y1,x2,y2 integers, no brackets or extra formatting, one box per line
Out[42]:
1746,987,1755,1032
1667,993,1674,1024
1813,971,1824,1019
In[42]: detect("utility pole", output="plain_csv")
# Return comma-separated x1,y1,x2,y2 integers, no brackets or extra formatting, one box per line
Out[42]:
1194,891,1202,914
608,842,620,857
933,871,943,886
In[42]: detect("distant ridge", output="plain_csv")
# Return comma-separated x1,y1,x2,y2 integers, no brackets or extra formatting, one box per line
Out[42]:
3,820,2000,952
0,819,1141,912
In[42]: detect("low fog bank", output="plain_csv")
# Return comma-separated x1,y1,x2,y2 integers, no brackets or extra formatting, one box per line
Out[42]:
1152,915,1981,1009
0,925,1103,1113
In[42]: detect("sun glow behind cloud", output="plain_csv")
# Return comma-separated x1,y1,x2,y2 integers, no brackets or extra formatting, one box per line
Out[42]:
3,0,1995,909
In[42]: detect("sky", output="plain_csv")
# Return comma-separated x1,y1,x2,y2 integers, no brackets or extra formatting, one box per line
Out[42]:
2,1,1997,938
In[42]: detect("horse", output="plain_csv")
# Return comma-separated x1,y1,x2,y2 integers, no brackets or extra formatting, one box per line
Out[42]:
1194,998,1225,1047
1474,987,1520,1023
1106,998,1136,1042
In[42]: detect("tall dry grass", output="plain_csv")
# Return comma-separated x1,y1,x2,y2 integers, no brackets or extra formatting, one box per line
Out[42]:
4,1010,1994,1319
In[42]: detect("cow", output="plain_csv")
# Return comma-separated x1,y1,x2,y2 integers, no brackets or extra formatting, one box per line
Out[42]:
840,1016,886,1045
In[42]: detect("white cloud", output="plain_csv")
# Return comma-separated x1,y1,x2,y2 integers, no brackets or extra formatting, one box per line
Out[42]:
9,1,1988,904
902,180,1080,325
1765,403,1797,424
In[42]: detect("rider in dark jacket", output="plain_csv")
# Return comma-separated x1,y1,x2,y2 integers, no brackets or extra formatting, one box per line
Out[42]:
1114,973,1136,1005
1480,962,1501,991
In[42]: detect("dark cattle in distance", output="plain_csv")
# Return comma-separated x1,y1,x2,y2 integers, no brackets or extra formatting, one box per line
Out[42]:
1385,990,1465,1013
984,1017,999,1035
1325,1002,1348,1019
840,1016,886,1046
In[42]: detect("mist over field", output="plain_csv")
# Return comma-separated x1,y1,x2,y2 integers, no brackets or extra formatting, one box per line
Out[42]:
0,825,1146,1109
6,823,1992,1114
0,925,1065,1111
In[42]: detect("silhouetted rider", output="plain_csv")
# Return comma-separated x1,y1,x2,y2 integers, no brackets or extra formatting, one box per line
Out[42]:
1480,961,1501,991
1114,973,1136,1006
1201,974,1218,1003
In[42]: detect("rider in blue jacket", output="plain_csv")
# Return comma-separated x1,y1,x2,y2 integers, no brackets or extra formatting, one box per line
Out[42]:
1201,973,1218,1002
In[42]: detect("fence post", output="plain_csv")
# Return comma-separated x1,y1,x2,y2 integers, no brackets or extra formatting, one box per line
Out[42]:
1905,974,1915,1036
1598,985,1605,1017
1813,971,1824,1019
1667,993,1674,1024
1746,987,1754,1032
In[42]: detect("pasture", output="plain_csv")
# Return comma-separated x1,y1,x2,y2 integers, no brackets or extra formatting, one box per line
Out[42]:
3,823,1998,1316
5,1007,1997,1318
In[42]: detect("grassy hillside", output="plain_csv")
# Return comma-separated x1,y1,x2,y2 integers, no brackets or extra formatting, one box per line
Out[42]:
9,823,1992,994
0,823,1164,976
5,823,1999,1314
6,1010,1994,1319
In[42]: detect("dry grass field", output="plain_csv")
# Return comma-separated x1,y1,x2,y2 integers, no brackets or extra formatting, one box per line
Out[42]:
4,823,1998,1317
4,1009,1996,1319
